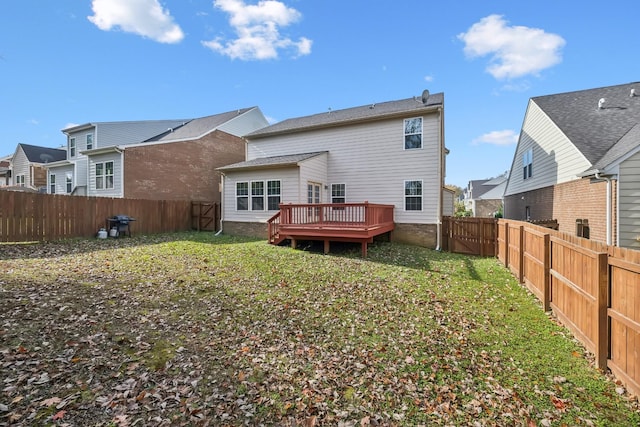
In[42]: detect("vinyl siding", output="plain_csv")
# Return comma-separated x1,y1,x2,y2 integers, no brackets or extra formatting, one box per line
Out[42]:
94,121,187,148
218,108,269,137
618,151,640,248
88,152,123,198
505,101,591,196
222,167,299,222
245,113,442,224
11,147,31,187
298,154,328,202
48,165,74,194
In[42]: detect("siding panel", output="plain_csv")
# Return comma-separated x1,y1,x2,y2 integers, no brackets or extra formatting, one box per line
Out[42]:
619,151,640,248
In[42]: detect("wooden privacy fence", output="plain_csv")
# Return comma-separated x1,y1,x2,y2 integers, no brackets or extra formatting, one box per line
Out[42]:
0,191,211,242
498,219,640,396
442,216,497,256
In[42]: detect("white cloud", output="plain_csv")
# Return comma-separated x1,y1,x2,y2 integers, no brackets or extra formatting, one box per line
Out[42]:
424,75,434,83
202,0,312,60
88,0,184,44
472,130,519,146
458,15,565,80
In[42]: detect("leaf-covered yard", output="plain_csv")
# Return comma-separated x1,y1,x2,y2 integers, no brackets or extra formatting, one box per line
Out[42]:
1,233,638,426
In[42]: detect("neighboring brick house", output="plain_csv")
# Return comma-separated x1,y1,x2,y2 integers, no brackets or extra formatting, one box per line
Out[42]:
504,82,640,248
462,173,506,217
5,144,66,192
46,108,269,202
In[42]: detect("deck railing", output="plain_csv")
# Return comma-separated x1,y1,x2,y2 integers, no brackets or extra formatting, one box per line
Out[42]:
268,202,395,244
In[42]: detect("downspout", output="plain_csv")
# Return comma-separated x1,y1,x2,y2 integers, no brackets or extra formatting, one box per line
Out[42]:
595,171,612,245
436,105,444,251
216,172,225,235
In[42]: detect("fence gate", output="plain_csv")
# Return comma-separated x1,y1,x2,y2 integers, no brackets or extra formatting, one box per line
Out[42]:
442,216,497,256
191,202,219,232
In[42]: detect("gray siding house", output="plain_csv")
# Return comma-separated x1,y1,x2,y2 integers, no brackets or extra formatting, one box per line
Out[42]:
504,82,640,248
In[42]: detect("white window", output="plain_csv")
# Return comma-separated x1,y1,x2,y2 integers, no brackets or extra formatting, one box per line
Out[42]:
96,161,114,190
49,174,56,194
523,149,533,180
267,180,281,210
16,175,25,187
69,137,76,157
66,173,72,193
251,181,264,210
404,117,423,149
236,180,282,211
236,182,249,210
331,184,345,204
86,134,93,150
405,180,423,211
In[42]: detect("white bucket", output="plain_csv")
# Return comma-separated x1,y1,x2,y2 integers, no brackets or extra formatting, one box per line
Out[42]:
109,228,118,237
97,228,107,239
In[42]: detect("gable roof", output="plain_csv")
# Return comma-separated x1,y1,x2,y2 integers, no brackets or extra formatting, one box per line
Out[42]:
246,92,444,139
532,82,640,166
144,108,256,143
218,151,328,172
17,143,66,164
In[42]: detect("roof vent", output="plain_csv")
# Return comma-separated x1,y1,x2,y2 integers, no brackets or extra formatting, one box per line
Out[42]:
631,88,637,97
598,98,606,109
369,103,375,109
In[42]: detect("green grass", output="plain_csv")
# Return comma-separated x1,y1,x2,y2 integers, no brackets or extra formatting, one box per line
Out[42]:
0,232,638,426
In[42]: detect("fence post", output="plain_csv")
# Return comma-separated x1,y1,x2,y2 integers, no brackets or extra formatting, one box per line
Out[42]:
517,225,524,284
504,222,510,268
595,252,609,371
542,233,551,312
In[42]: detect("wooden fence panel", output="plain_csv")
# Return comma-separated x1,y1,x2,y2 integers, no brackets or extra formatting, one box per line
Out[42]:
550,237,608,369
523,227,550,311
608,252,640,396
507,223,524,282
0,192,194,242
497,221,507,264
442,217,497,256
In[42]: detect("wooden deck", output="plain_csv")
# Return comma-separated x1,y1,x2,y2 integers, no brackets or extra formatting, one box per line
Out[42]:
267,202,395,257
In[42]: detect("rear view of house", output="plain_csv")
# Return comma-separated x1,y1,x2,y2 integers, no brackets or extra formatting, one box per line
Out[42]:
218,90,447,250
8,144,66,192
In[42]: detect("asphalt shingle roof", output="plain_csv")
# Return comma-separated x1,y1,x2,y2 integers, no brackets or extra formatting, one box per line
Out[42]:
532,82,640,166
144,108,255,142
18,143,66,163
246,92,444,138
218,152,327,171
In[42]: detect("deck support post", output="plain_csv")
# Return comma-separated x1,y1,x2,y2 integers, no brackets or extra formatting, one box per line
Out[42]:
361,241,368,258
291,238,297,249
324,240,330,254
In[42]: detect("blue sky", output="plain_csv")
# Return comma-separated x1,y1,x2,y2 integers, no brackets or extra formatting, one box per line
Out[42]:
1,1,637,188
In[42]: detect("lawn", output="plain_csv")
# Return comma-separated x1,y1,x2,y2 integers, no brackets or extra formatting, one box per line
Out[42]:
0,232,638,426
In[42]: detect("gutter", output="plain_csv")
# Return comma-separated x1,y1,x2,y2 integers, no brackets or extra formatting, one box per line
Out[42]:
216,172,225,235
436,105,444,251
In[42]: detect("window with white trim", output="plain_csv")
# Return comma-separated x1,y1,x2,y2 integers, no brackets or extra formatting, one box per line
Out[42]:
523,148,533,180
331,184,345,204
404,180,423,211
96,161,114,190
86,134,93,150
49,174,56,194
236,180,282,211
66,173,72,193
404,117,423,149
16,175,25,187
69,137,76,157
236,182,249,210
251,181,264,210
267,180,281,210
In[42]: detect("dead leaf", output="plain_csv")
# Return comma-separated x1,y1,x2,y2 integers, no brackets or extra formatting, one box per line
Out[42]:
41,397,62,407
52,410,66,420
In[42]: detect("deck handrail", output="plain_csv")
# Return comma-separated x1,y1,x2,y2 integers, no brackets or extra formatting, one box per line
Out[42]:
267,210,281,243
272,202,394,230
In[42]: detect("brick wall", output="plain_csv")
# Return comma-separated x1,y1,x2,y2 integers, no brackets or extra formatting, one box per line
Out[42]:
505,179,616,245
123,130,245,202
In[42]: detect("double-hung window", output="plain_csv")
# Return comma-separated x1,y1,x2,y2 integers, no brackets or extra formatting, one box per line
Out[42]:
405,180,423,211
523,149,533,180
69,137,76,157
66,173,72,193
236,182,249,210
236,180,281,211
267,180,281,210
49,174,56,194
331,184,345,204
86,134,93,150
251,181,264,210
16,175,25,187
96,161,114,190
404,117,423,149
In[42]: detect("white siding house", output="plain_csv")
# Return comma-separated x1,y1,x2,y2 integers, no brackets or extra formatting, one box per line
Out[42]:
219,91,447,248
